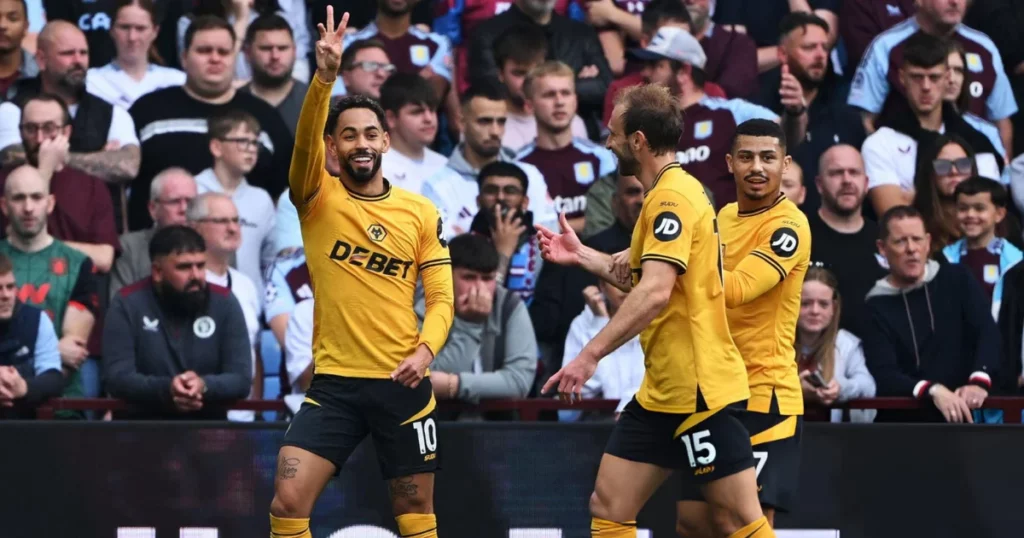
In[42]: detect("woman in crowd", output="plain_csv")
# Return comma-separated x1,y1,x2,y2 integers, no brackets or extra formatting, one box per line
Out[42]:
795,266,876,423
87,0,186,108
945,40,1009,168
913,134,978,254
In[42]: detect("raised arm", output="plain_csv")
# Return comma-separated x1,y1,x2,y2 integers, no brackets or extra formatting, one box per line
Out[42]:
290,7,349,206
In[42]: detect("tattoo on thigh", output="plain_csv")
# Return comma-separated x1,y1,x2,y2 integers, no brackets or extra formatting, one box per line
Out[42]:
278,457,300,480
389,476,419,498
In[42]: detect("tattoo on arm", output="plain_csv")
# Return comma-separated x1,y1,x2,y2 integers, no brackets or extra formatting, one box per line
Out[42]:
0,144,26,167
67,145,141,183
388,476,419,499
278,456,300,480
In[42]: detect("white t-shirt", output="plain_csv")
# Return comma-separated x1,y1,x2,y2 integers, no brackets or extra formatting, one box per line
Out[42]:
502,112,589,153
862,126,1002,193
207,267,261,422
382,146,448,195
0,99,139,150
195,168,277,293
284,298,314,393
87,63,187,109
558,306,645,421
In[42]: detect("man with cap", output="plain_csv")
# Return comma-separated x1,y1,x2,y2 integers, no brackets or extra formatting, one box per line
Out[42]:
631,26,780,209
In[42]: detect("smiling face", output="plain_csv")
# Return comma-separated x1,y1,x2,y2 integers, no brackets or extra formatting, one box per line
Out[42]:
956,191,1004,242
328,107,390,184
726,135,789,202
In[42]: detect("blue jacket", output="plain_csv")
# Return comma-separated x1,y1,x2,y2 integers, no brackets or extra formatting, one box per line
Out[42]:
942,237,1023,319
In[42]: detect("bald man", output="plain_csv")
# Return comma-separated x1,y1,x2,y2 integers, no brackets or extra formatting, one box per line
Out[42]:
807,144,887,335
0,20,141,202
0,165,99,408
40,0,120,67
111,168,199,298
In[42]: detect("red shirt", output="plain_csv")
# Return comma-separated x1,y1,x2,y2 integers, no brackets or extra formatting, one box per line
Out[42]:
962,246,1001,304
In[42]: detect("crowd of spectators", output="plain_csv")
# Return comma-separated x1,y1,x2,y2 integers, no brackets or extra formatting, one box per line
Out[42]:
2,0,1024,425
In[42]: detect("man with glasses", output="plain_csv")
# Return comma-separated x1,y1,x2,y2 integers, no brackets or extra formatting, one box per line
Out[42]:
195,109,276,293
0,21,141,229
189,192,262,422
335,39,395,99
111,168,197,298
0,94,119,274
329,0,452,102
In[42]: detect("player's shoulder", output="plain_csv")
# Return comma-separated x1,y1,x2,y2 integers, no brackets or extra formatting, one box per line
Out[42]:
717,201,740,222
390,185,441,218
648,166,711,214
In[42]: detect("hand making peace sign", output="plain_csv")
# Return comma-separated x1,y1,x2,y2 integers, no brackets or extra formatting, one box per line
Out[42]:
315,6,350,80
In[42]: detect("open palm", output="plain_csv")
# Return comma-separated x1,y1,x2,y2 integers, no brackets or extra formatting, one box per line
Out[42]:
535,213,583,266
315,6,349,75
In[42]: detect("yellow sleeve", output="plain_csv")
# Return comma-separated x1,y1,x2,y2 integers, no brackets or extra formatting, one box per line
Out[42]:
289,73,332,211
416,204,454,357
724,211,811,307
638,189,699,274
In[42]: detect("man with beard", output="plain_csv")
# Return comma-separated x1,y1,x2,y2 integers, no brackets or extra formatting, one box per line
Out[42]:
632,26,777,209
0,21,141,212
807,144,887,337
538,84,769,538
103,224,252,420
684,0,759,101
423,82,555,239
0,0,38,101
241,14,308,137
270,9,453,538
676,119,809,535
0,165,98,410
0,94,119,273
330,0,452,104
129,15,293,231
849,0,1016,154
517,61,618,234
754,12,865,212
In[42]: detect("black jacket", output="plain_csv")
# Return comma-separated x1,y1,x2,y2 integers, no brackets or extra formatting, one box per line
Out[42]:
863,261,1000,400
996,261,1024,394
467,4,611,136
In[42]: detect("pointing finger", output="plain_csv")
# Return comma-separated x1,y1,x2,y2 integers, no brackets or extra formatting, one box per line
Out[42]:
542,370,562,395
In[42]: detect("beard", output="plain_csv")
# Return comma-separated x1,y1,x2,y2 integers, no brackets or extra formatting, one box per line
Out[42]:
251,63,294,89
791,62,825,90
467,137,502,160
341,150,383,184
157,279,210,319
613,147,640,177
55,67,87,93
822,190,861,217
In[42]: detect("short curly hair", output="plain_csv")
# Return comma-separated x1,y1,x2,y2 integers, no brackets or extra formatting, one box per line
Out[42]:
324,94,388,138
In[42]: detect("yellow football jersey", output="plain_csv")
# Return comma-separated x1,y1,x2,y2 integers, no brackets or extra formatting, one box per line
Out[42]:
718,194,810,416
630,163,750,414
289,75,454,379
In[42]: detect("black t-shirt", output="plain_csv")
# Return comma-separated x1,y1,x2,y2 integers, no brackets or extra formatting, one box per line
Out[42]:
806,210,887,338
43,0,117,67
127,86,294,230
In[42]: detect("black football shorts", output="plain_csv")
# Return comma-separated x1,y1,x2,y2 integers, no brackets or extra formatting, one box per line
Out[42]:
605,398,756,485
282,374,440,479
680,410,803,512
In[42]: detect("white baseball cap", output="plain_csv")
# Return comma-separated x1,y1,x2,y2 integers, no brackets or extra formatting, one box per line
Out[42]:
629,26,707,70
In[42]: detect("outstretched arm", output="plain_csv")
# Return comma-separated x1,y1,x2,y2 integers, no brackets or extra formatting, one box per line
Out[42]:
290,7,349,207
537,213,632,292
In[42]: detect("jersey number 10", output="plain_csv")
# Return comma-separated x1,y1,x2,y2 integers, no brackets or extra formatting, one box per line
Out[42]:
412,418,438,454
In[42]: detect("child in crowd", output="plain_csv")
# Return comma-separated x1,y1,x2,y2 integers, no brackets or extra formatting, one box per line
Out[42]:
942,176,1022,320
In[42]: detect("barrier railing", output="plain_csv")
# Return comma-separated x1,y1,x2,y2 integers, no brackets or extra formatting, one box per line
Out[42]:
33,396,1024,422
